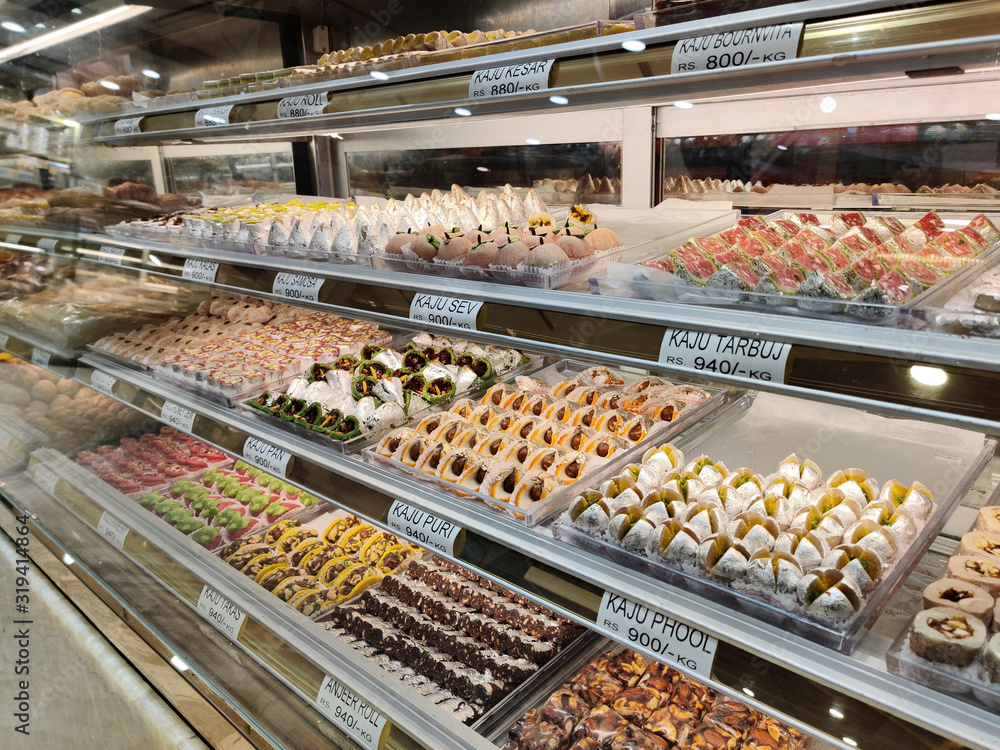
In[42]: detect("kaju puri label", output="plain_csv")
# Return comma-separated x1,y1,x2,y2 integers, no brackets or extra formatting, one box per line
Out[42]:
469,59,554,99
658,328,790,382
671,22,803,74
315,675,389,750
114,116,143,136
30,348,50,367
182,258,220,283
33,464,60,495
90,370,117,396
160,400,197,432
387,500,462,556
97,511,130,549
276,92,328,119
98,244,126,265
597,591,718,677
272,272,324,302
409,294,482,330
196,585,247,641
195,105,234,127
242,437,291,477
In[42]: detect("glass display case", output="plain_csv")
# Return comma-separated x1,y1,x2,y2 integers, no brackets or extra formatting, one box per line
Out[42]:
3,2,1000,749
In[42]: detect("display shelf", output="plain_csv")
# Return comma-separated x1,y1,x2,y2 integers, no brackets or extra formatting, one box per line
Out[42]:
0,322,78,375
67,353,1000,750
5,226,1000,428
80,1,1000,147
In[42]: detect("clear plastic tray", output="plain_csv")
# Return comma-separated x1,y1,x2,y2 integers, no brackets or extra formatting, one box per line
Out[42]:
362,359,731,527
906,242,1000,339
551,392,994,653
598,210,1000,324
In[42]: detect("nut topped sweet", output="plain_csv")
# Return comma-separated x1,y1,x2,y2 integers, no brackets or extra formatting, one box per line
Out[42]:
910,606,987,667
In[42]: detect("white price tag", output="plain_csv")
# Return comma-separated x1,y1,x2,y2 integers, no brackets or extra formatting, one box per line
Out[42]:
5,234,22,245
36,238,58,252
0,334,8,350
195,105,234,127
98,244,126,265
409,294,482,330
160,400,196,432
315,675,389,750
90,370,117,396
30,348,50,367
598,591,718,677
196,585,247,641
387,500,462,555
277,92,328,119
33,464,59,495
672,22,803,74
242,437,291,477
97,511,130,549
182,258,220,283
114,117,143,136
469,59,554,99
658,328,790,383
272,272,324,302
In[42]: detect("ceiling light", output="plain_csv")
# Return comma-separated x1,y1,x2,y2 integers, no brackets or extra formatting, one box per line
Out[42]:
549,95,568,105
0,6,152,64
476,166,489,172
985,113,1000,121
673,100,694,109
71,7,83,13
100,80,120,90
843,739,858,748
141,68,160,79
525,137,541,145
829,707,845,720
910,365,947,386
742,688,755,698
454,107,471,117
369,70,388,81
621,39,646,52
35,23,46,29
169,654,189,672
820,96,837,113
2,21,26,33
776,144,788,151
62,553,74,565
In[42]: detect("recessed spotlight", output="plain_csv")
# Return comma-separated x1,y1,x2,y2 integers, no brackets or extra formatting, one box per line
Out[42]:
2,21,26,33
742,687,755,698
35,23,46,29
62,553,74,565
829,706,845,720
454,107,472,117
673,100,694,109
549,95,568,105
476,166,489,172
100,80,120,91
169,654,190,672
820,96,837,113
776,144,788,151
621,39,646,52
525,138,541,145
910,365,947,386
843,739,858,748
369,70,389,81
141,69,160,79
71,7,82,13
985,113,1000,121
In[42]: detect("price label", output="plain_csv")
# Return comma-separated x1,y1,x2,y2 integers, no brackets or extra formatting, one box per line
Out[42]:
272,272,324,302
671,22,803,74
387,500,463,555
97,511,130,549
30,348,50,367
161,400,196,432
196,585,247,641
36,238,58,252
182,258,220,283
409,293,482,330
195,105,234,128
98,245,126,265
33,464,59,495
0,334,8,349
5,234,22,245
315,675,389,750
90,370,117,396
658,328,790,382
597,591,718,677
114,117,143,136
242,437,291,477
469,59,554,99
277,92,328,119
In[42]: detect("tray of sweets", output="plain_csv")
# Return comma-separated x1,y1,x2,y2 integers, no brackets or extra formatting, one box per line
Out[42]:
552,392,994,652
906,241,1000,338
237,332,535,454
598,210,1000,324
363,359,730,526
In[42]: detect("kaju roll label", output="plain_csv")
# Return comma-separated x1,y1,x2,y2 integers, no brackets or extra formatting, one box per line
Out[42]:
597,591,718,677
161,400,197,432
658,327,790,382
33,464,60,495
90,370,118,396
272,272,324,302
182,258,220,283
98,245,126,265
387,500,463,555
409,293,482,330
242,437,291,477
315,675,390,750
277,92,328,119
97,511,130,549
196,585,247,641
